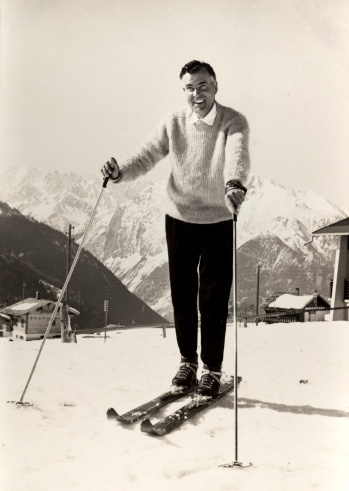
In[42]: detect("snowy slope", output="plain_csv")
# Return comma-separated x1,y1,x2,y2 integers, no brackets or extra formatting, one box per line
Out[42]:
1,321,349,491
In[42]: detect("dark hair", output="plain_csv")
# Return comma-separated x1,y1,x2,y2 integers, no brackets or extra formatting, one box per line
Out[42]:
179,60,216,80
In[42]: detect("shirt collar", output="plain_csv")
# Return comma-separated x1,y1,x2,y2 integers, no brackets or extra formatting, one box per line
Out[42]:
189,103,217,125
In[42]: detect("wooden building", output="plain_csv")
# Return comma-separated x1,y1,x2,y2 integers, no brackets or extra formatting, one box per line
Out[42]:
264,293,330,324
0,297,79,341
0,312,12,338
311,217,349,321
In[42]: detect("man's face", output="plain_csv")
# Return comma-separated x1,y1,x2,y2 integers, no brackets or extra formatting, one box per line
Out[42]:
182,68,218,119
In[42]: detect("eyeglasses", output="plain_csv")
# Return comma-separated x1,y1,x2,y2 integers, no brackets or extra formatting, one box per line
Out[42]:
184,82,215,94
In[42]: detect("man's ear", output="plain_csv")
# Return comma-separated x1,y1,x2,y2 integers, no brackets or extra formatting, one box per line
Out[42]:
215,81,218,94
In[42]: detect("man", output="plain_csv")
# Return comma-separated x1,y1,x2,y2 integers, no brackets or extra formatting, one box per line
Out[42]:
101,60,250,397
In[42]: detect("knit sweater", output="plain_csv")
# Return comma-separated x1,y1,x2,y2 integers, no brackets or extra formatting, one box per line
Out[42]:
120,101,250,224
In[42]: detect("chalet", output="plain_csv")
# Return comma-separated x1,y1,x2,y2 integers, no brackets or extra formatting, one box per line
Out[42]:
0,297,79,341
0,312,12,338
311,217,349,321
264,293,330,324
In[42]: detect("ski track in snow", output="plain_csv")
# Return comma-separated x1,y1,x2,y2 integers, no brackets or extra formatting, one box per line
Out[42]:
1,321,349,491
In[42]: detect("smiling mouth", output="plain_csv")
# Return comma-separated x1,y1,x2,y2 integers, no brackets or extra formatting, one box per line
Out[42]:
194,100,204,105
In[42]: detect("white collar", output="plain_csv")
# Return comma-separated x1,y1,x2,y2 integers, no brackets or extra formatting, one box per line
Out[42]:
189,103,217,125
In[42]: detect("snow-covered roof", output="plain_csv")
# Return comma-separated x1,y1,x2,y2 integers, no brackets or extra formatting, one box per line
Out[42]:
312,216,349,236
0,298,80,316
11,300,43,312
1,298,51,316
68,306,80,316
268,294,317,310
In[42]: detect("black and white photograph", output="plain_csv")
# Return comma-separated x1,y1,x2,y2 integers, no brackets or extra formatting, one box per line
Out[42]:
1,0,348,489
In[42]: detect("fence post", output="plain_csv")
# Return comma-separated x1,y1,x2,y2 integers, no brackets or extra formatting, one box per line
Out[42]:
104,300,108,342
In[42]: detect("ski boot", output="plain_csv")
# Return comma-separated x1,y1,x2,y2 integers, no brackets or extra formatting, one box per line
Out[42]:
171,362,198,392
197,369,222,398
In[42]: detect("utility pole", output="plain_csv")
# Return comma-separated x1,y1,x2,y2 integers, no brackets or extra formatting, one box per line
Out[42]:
256,265,260,326
61,225,74,343
65,225,73,305
23,281,27,300
104,300,108,342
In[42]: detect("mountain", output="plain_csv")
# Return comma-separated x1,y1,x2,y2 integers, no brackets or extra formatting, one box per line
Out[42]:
0,165,147,237
85,174,347,320
0,202,167,329
0,166,347,320
82,174,347,319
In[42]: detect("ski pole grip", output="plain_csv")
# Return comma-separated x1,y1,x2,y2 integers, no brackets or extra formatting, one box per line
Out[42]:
103,176,110,188
232,213,237,222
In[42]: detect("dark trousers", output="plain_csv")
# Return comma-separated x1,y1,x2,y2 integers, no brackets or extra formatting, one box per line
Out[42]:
165,215,233,370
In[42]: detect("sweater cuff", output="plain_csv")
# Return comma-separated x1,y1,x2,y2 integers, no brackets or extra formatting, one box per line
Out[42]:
111,171,123,183
225,179,247,195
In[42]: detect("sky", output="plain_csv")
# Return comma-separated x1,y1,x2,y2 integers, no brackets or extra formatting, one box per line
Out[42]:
1,0,349,208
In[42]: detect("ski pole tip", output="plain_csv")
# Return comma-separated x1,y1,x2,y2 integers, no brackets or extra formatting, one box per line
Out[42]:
7,400,33,407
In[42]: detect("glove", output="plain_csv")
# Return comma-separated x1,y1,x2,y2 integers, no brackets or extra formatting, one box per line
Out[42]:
225,188,246,216
224,180,247,216
101,157,122,183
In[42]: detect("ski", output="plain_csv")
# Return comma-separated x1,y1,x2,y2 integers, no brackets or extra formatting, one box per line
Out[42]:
107,386,195,424
140,376,240,436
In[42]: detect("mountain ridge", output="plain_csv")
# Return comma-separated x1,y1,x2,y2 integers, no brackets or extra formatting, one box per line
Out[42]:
0,201,167,328
0,166,347,320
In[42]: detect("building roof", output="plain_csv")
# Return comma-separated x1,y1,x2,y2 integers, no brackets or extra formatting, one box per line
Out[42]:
267,294,329,310
312,216,349,236
0,298,80,316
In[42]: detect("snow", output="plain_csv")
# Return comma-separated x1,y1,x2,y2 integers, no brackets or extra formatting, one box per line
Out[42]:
1,321,349,491
10,301,41,311
268,294,315,310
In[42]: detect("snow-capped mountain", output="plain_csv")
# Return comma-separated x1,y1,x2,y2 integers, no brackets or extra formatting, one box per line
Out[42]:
85,173,347,319
238,174,346,254
0,165,145,236
1,165,347,320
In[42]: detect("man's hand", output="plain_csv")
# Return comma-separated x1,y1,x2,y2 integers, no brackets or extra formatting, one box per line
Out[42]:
101,157,120,180
224,188,245,216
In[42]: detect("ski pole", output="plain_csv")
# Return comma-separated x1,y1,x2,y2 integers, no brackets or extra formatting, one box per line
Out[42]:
221,213,252,468
232,214,239,463
12,177,109,406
